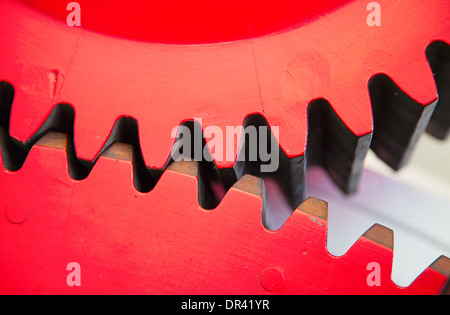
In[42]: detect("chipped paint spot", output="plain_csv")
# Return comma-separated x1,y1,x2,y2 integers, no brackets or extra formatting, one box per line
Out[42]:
48,70,59,98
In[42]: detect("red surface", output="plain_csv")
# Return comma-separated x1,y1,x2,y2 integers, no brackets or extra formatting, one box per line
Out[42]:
1,0,449,295
0,0,447,169
22,0,355,44
0,139,447,294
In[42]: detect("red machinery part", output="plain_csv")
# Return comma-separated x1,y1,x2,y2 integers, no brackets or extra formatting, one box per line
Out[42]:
21,0,355,44
0,133,448,294
1,0,448,171
0,0,449,295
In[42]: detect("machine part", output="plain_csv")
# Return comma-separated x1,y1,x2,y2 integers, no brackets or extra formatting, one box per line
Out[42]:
0,132,448,294
0,0,449,295
426,41,450,139
0,0,449,203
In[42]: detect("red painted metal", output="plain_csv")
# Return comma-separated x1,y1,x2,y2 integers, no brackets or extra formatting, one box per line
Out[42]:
0,0,447,169
0,0,449,295
0,135,447,294
22,0,355,44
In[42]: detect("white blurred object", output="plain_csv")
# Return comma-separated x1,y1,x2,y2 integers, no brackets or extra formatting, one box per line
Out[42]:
364,134,450,205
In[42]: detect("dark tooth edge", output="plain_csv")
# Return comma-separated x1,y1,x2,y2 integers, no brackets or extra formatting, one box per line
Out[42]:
167,120,237,210
234,114,305,209
369,74,437,170
426,40,450,140
441,278,450,295
306,99,372,195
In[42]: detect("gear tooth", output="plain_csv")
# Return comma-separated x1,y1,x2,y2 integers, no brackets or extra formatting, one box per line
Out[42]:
72,105,116,163
426,40,450,139
212,174,264,229
139,117,183,170
87,146,137,193
389,54,438,108
166,160,199,177
232,174,263,197
8,87,52,145
361,223,393,250
276,196,328,240
204,119,238,170
98,117,161,193
367,31,442,170
20,133,71,177
295,196,328,220
368,0,444,107
369,74,437,170
160,162,200,205
101,142,134,163
306,99,372,195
